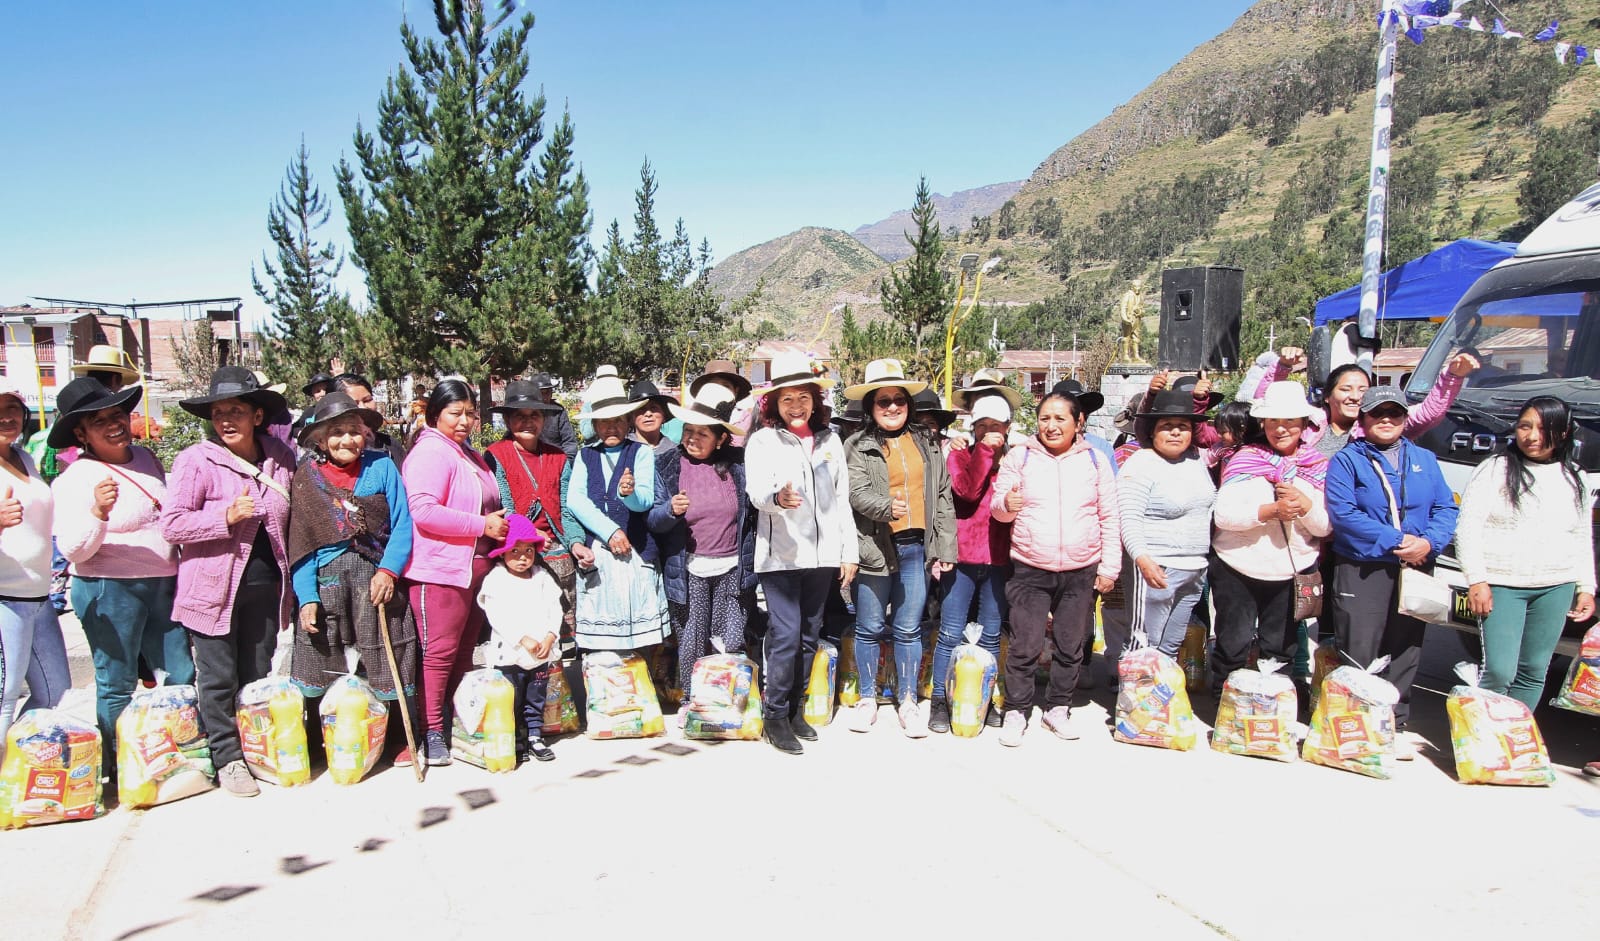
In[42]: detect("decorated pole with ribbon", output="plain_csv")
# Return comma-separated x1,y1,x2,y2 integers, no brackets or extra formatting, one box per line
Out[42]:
1356,0,1400,372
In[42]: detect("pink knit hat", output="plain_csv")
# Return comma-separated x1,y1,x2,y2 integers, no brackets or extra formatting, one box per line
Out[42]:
488,513,545,557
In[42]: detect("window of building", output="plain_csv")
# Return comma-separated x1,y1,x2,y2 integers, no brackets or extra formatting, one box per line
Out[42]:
33,327,55,385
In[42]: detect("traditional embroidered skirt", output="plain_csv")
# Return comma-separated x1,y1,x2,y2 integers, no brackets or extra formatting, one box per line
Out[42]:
290,549,418,700
574,548,669,651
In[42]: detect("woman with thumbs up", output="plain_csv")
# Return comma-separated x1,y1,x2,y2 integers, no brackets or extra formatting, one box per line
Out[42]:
51,377,192,783
162,367,296,796
647,383,754,697
400,379,507,766
0,378,71,764
563,375,669,654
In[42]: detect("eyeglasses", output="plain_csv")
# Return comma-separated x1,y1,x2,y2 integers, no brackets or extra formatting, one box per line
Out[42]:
1365,410,1406,424
873,396,909,409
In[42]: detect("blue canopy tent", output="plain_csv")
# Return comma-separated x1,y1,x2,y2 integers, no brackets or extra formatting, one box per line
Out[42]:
1313,239,1518,326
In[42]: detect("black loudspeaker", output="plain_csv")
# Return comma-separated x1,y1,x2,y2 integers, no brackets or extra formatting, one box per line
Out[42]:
1157,265,1244,372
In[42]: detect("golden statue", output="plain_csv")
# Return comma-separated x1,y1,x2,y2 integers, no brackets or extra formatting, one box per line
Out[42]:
1116,279,1146,363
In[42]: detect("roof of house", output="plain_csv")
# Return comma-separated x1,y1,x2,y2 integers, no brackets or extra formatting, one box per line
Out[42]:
1374,346,1427,368
749,340,832,361
1000,350,1085,370
0,305,111,327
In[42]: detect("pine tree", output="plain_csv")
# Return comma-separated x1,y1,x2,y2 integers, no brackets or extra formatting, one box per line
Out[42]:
337,0,592,404
880,176,954,378
252,140,343,385
587,161,739,382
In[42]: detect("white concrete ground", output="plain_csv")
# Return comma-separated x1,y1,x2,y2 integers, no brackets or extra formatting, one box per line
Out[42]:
8,618,1599,941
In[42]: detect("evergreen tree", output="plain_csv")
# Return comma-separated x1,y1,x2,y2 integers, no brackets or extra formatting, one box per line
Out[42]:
587,161,739,382
1518,111,1600,230
251,140,344,384
996,199,1018,239
336,0,592,404
880,176,954,378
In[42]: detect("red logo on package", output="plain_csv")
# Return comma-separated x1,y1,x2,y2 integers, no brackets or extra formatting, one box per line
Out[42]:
1332,714,1368,744
1245,718,1281,744
1504,724,1540,758
24,769,65,802
1571,664,1600,702
240,727,267,760
137,729,179,766
32,742,62,763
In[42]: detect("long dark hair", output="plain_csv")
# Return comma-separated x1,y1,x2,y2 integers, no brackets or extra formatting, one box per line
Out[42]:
1504,395,1584,510
1317,363,1372,409
755,383,832,435
425,379,475,426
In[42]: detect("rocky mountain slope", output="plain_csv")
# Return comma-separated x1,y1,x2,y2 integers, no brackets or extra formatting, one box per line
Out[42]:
706,226,886,340
851,181,1023,261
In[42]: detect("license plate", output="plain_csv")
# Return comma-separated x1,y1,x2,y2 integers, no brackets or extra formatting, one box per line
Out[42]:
1450,587,1477,626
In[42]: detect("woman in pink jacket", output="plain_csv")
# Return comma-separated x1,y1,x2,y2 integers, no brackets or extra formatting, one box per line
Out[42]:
990,389,1120,747
402,380,510,765
160,367,295,798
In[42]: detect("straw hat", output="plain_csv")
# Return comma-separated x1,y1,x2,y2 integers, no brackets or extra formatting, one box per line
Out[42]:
669,382,744,436
1250,381,1321,420
955,367,1022,411
761,350,834,392
578,375,645,421
843,358,927,401
70,344,140,382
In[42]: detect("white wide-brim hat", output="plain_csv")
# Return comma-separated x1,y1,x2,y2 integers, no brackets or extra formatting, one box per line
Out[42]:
844,358,928,401
579,376,646,421
1249,381,1321,421
760,350,834,392
956,367,1022,411
669,382,744,436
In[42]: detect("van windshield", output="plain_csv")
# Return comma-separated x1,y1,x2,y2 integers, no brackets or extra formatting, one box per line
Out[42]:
1406,290,1600,397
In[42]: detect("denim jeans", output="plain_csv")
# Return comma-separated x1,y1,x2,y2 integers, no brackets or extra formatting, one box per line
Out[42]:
931,563,1005,698
853,541,927,704
72,575,196,770
0,598,72,760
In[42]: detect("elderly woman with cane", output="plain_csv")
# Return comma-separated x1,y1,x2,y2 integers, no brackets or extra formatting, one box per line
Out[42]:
287,392,419,765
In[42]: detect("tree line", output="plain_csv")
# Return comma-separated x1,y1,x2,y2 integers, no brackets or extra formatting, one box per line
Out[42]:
250,0,757,408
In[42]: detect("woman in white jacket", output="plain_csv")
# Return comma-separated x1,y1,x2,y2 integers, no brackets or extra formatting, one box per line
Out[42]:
743,353,858,754
1210,382,1331,704
1457,396,1595,712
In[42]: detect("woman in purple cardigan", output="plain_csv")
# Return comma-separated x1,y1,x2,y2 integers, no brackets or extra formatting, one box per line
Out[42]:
160,367,296,798
402,380,509,766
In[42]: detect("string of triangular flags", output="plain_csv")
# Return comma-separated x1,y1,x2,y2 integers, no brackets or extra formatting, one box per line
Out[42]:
1387,1,1590,66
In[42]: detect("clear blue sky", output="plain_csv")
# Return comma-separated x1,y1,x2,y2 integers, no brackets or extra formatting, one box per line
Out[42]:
0,0,1257,329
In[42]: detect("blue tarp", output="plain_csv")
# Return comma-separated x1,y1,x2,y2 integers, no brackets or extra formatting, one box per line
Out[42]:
1313,239,1518,326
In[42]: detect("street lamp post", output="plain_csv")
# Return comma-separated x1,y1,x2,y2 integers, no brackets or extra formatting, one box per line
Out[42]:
941,255,999,405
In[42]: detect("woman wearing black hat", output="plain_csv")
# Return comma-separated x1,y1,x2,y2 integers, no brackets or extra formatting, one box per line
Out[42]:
1114,390,1217,659
487,380,592,645
51,377,194,782
160,366,297,797
628,380,680,458
286,392,419,761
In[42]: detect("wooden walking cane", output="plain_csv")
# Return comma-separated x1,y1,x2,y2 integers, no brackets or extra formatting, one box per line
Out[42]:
377,602,425,783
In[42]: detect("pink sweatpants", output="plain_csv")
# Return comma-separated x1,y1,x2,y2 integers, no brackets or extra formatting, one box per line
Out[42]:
410,557,491,733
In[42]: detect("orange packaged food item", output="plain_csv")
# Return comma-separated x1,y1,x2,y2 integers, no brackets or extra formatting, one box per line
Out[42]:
0,710,103,828
1447,663,1554,786
1302,658,1398,780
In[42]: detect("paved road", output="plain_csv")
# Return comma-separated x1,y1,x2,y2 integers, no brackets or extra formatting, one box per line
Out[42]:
8,620,1599,941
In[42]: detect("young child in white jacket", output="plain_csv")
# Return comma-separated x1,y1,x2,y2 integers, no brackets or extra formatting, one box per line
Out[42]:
477,514,564,762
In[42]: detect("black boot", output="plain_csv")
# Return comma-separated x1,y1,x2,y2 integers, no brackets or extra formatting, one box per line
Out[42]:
928,698,952,734
764,715,803,755
789,699,818,741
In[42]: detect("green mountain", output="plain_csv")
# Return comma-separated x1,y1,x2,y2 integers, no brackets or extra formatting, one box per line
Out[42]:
705,226,887,340
852,181,1023,262
712,0,1600,355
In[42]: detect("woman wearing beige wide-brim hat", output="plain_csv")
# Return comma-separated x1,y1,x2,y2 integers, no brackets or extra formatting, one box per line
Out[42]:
567,375,668,652
954,367,1021,412
841,359,955,739
70,345,141,391
743,350,854,754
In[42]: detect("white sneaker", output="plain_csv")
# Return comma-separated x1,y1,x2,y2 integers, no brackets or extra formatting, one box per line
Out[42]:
999,710,1027,747
1040,705,1080,741
898,699,928,739
848,699,877,733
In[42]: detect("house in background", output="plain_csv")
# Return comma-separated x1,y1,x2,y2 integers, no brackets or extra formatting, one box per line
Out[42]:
998,349,1086,398
745,341,834,387
0,305,149,416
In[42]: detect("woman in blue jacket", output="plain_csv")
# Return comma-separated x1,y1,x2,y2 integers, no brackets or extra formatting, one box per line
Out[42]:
1324,387,1458,756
